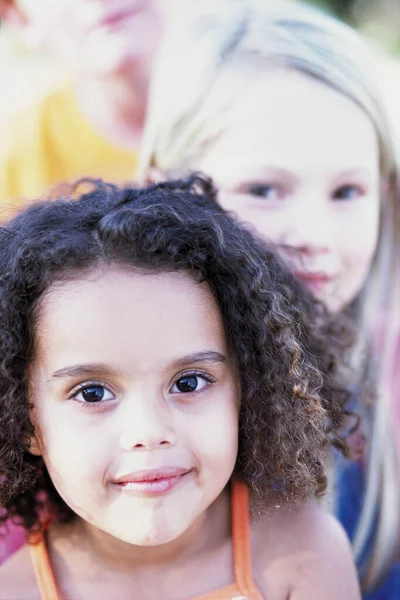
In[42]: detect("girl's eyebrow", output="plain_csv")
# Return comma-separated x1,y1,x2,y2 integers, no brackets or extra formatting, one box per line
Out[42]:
171,351,227,369
50,352,226,381
229,166,299,186
333,167,373,180
50,364,119,380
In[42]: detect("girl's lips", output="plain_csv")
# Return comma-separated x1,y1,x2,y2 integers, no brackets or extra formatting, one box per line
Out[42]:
294,271,334,291
112,468,191,496
97,3,146,29
295,271,333,282
116,475,184,495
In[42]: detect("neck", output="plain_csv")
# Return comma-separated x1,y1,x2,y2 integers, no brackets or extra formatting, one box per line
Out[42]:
51,488,231,573
74,68,147,150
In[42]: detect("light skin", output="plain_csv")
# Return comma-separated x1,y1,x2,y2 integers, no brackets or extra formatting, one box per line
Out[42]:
196,70,381,313
0,266,360,599
0,0,185,147
30,268,240,550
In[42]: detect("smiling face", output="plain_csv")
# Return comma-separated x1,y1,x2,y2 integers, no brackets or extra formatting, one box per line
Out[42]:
5,0,182,76
197,70,381,313
29,267,238,546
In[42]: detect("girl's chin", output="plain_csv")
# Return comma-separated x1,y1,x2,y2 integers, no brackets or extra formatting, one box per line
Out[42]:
107,525,189,547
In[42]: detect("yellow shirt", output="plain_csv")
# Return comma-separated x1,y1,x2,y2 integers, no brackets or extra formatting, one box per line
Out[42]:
0,84,137,220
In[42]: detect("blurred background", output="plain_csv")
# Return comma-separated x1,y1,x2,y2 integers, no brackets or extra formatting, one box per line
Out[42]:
313,0,400,52
0,0,399,127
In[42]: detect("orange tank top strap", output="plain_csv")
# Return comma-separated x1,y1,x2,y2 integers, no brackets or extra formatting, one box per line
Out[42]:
231,479,263,598
29,529,61,600
193,479,264,600
29,479,264,600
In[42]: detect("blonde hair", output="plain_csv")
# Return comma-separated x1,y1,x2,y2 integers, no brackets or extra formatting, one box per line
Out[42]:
139,0,400,590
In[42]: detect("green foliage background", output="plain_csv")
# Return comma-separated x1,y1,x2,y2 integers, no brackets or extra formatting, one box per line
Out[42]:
306,0,400,53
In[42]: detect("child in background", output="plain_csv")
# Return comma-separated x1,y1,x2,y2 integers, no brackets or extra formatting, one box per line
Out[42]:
137,1,400,596
0,0,187,209
0,175,360,599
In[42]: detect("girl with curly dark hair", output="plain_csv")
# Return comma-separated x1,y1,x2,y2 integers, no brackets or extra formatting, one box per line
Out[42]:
0,176,359,599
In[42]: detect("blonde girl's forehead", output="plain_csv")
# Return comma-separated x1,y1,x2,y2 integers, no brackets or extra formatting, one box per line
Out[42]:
198,80,381,182
140,0,396,182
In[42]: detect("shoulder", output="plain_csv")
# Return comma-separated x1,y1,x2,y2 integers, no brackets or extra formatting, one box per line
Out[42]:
0,85,72,208
252,501,361,599
270,501,355,553
0,88,57,157
0,543,40,600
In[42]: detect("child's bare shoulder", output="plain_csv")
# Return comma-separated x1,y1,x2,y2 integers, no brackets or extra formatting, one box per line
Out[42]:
255,500,350,547
0,544,39,600
252,502,360,599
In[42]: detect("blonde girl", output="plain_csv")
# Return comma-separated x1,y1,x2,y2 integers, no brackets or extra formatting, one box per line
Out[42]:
138,0,400,593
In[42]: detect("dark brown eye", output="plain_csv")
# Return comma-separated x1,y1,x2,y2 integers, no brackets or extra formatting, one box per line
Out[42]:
171,374,211,394
174,376,199,393
75,385,114,403
82,386,106,402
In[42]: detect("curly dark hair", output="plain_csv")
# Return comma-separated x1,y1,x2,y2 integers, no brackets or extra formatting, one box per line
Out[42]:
0,174,354,533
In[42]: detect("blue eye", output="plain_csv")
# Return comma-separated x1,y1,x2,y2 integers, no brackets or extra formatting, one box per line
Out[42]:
333,185,364,200
74,385,115,403
171,374,211,394
247,184,281,200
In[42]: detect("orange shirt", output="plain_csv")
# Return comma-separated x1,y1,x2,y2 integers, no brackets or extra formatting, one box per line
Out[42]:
0,84,137,220
30,480,264,600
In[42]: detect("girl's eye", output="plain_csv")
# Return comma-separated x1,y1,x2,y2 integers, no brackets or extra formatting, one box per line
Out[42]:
246,184,281,200
171,374,210,394
74,385,115,404
332,185,364,200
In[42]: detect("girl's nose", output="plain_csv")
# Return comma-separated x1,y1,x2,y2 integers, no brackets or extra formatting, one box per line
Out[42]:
118,392,177,451
281,200,334,257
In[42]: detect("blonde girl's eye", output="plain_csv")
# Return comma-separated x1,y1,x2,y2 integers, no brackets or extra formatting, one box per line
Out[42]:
246,183,282,200
332,184,365,200
170,372,215,394
73,384,115,404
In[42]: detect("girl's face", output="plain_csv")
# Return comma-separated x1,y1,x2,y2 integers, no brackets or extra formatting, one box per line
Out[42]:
29,267,238,546
198,70,381,313
7,1,181,76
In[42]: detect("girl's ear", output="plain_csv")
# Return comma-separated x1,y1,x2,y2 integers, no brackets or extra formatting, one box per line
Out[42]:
143,167,167,185
380,176,393,198
28,434,42,457
0,1,27,27
28,403,42,456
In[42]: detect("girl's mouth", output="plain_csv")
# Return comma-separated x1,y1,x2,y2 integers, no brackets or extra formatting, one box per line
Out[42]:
294,270,334,292
96,2,147,30
112,467,191,495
